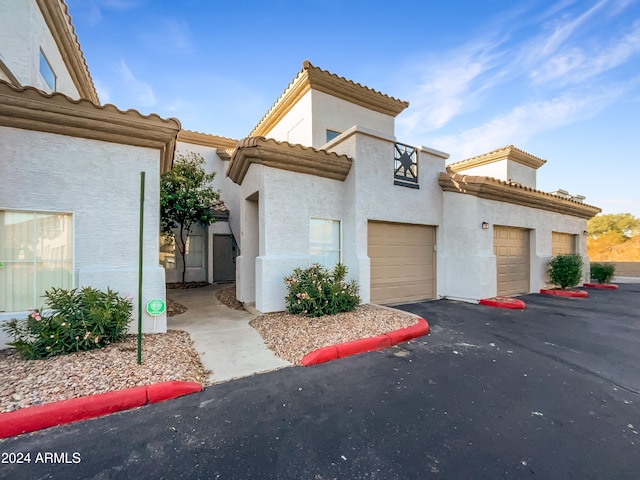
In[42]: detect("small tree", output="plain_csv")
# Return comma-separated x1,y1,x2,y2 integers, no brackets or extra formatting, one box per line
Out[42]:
548,254,583,289
160,152,219,283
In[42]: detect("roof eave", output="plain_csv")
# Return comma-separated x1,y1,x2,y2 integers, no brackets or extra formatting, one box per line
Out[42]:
438,172,601,220
0,81,181,174
226,136,352,185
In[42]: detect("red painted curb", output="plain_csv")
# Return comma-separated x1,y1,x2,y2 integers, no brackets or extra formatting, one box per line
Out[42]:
583,283,619,290
387,318,430,345
300,346,338,366
301,317,430,366
337,335,391,358
540,288,589,298
0,381,202,439
147,381,202,404
479,298,526,309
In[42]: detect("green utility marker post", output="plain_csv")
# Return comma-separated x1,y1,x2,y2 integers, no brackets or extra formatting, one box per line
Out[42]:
137,171,145,365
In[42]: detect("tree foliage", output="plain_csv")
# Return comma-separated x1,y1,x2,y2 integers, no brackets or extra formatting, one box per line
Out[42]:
587,213,639,238
587,213,640,261
160,152,219,282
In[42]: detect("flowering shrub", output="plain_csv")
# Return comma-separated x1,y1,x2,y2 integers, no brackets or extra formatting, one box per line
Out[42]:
284,263,360,317
1,287,133,360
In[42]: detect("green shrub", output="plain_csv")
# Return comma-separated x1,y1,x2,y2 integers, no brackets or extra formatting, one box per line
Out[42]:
548,254,583,289
590,263,616,284
1,287,132,360
285,263,360,317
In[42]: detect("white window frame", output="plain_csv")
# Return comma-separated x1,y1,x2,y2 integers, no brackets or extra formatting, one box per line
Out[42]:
185,234,205,269
309,218,342,268
0,209,74,315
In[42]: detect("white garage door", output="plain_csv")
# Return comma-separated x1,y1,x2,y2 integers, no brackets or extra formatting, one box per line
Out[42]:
368,221,436,305
552,232,576,256
494,226,530,296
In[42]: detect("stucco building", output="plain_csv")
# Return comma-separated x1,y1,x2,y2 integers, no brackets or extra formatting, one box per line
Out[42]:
0,0,180,346
0,1,601,349
173,61,600,313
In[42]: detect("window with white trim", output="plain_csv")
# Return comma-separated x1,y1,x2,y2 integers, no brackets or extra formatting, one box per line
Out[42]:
310,218,341,268
39,50,56,91
185,234,204,268
0,211,72,312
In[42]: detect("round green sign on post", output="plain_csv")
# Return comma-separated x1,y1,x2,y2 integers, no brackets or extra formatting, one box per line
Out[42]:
0,262,3,269
146,298,166,316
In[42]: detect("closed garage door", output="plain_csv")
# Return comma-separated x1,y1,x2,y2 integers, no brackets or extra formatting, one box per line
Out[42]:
552,232,576,255
494,226,530,296
368,221,436,305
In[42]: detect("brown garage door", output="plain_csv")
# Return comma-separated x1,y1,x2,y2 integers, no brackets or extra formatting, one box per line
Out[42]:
552,232,576,255
368,221,436,305
494,226,530,296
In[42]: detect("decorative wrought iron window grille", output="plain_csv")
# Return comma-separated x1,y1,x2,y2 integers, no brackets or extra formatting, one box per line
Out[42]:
394,142,419,189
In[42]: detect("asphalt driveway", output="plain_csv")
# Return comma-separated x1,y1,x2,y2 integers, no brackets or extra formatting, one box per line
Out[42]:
1,284,639,479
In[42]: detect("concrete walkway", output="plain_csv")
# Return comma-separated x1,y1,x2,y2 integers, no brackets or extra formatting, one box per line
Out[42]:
166,284,291,383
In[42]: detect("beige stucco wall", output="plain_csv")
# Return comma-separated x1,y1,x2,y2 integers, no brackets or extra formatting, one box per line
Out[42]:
441,191,588,301
261,91,314,146
327,126,448,304
0,0,80,97
451,159,537,188
234,161,348,312
0,126,166,347
262,90,396,150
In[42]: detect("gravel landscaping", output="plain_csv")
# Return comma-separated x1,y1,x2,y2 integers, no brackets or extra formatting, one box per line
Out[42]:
0,330,209,413
0,282,423,414
250,304,420,365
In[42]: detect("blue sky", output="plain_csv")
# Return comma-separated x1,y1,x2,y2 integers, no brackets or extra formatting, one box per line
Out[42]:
66,0,640,217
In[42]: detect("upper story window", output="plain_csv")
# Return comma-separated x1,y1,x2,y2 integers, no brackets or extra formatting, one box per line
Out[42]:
326,129,341,143
39,50,56,91
394,142,419,189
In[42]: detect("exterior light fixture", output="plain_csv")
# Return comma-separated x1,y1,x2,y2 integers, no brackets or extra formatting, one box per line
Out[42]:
482,222,489,229
583,230,588,236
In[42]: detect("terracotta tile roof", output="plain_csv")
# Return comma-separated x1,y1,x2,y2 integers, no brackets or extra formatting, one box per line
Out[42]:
177,129,238,150
40,0,99,103
210,200,229,220
227,136,352,185
0,80,181,173
438,172,601,219
447,145,547,172
249,60,409,137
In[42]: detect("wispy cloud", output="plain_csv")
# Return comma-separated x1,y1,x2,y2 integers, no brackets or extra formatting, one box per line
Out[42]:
397,37,508,134
93,78,111,104
397,0,640,158
138,19,194,53
531,20,640,86
67,0,147,26
117,61,156,107
430,86,624,161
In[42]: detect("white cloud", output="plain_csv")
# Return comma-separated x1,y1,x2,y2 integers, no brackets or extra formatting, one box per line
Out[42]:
93,78,111,104
430,87,623,161
397,38,507,134
117,61,157,107
138,19,194,53
531,20,640,86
